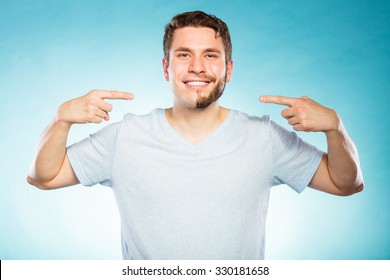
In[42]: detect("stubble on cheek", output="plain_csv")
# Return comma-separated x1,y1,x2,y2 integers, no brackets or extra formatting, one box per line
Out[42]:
196,79,226,109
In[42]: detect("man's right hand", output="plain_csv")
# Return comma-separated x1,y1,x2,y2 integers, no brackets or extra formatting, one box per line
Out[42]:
57,90,134,125
27,89,134,190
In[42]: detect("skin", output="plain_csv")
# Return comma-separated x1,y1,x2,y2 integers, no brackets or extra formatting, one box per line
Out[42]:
27,26,364,196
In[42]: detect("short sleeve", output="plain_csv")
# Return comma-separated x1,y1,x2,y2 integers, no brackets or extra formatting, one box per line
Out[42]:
271,121,323,193
67,122,121,187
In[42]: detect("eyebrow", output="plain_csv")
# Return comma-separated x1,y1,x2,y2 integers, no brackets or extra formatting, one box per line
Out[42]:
174,47,222,54
174,47,191,53
204,48,222,54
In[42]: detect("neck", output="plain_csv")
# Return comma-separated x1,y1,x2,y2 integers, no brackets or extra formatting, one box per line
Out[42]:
165,102,229,145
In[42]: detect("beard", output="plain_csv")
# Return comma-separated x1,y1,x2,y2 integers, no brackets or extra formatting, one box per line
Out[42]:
195,74,227,109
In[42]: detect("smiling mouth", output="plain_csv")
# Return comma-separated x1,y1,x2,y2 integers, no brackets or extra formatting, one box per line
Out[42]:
184,81,211,87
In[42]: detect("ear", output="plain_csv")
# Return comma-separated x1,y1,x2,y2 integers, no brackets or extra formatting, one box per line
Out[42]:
225,60,234,83
162,58,169,81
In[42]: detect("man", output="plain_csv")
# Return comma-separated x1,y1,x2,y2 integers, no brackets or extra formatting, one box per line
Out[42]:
27,11,364,259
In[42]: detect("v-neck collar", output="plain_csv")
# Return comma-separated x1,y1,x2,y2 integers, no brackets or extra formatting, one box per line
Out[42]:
158,108,233,149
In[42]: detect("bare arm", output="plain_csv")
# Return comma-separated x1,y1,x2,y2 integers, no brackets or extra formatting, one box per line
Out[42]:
27,119,78,189
27,90,133,190
309,121,364,196
260,95,364,196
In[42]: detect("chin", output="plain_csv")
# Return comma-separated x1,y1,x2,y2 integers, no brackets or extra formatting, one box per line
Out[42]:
196,81,225,108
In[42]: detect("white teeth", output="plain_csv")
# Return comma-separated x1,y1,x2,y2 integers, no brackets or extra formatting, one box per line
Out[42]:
186,81,209,86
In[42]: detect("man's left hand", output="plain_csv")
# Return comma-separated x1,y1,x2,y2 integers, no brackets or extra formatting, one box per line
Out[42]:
260,95,340,133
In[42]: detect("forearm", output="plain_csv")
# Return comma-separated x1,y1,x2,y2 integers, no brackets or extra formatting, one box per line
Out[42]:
325,118,364,192
28,117,71,184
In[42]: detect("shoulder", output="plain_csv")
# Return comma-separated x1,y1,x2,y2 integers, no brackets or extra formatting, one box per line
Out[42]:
122,108,163,125
231,110,294,135
224,110,275,143
121,108,163,132
123,108,162,122
229,110,300,142
230,109,271,128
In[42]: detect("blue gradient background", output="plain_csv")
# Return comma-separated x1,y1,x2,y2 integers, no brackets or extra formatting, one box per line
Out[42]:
1,0,389,259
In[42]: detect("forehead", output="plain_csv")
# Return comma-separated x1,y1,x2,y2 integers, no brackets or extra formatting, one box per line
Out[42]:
170,27,224,51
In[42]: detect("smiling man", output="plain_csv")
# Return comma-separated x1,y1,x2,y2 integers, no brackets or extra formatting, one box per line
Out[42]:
163,27,231,109
162,18,233,145
27,11,364,260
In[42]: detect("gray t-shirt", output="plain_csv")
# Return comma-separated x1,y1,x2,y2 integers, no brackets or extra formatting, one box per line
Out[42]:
67,108,323,259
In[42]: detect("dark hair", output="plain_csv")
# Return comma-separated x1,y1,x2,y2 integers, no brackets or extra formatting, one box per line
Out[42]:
163,11,232,63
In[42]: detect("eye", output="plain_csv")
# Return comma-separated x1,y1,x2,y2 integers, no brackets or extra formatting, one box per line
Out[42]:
205,53,219,60
177,52,190,59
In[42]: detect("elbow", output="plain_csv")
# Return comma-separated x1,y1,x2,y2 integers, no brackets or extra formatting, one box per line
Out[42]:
348,173,365,195
334,168,364,196
26,175,52,190
337,181,364,196
353,182,364,194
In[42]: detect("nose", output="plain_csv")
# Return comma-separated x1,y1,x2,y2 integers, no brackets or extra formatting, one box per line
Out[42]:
188,56,206,74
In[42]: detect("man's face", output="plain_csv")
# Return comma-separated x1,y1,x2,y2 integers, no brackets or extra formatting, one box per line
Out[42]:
163,27,233,109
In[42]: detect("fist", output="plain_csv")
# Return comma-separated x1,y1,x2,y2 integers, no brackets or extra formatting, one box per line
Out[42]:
57,90,133,125
260,95,340,133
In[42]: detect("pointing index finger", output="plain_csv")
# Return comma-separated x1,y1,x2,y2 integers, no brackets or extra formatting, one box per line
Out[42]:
97,90,134,100
260,95,297,107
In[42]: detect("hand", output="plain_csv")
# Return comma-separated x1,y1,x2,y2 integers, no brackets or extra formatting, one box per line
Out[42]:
260,95,340,133
57,90,134,125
